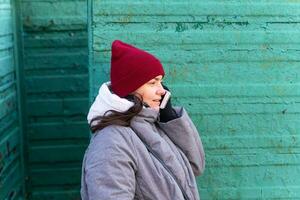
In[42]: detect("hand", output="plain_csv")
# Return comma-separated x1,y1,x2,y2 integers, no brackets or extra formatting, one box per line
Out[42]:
159,84,178,122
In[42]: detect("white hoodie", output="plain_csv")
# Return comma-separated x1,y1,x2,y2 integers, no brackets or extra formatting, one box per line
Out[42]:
87,82,134,125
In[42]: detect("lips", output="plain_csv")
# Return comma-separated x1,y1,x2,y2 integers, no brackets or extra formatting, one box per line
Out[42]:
153,100,161,105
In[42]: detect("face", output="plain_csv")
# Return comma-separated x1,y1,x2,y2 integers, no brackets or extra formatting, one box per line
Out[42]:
133,75,166,110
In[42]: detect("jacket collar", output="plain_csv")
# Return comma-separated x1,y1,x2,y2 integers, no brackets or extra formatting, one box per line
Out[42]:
130,112,189,196
135,107,160,123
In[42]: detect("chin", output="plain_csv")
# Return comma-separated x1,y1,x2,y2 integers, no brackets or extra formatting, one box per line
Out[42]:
150,105,160,111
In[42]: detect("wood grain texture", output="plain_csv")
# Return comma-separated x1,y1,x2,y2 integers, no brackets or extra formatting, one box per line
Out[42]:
91,1,300,199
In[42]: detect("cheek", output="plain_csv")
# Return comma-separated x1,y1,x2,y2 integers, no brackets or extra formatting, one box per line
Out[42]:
142,93,152,103
142,90,157,105
144,89,155,99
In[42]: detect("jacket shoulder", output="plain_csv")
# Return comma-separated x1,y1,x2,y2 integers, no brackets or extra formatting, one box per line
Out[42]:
91,125,135,147
86,125,137,163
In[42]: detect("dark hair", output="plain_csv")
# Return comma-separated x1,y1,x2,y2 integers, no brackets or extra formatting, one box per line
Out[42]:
90,94,143,133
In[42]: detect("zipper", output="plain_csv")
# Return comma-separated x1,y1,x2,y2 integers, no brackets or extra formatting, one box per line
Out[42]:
140,138,190,200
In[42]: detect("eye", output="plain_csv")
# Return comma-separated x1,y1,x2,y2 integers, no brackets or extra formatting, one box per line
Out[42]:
148,81,156,85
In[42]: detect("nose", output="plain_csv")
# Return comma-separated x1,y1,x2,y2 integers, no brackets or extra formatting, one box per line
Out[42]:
157,83,166,95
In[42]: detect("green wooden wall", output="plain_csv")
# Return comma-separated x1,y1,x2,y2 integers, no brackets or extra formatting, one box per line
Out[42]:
21,0,89,199
0,0,24,199
90,1,300,199
1,1,299,199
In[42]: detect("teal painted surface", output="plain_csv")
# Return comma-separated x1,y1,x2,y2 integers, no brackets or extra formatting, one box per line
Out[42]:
21,0,89,199
0,0,24,199
90,1,300,199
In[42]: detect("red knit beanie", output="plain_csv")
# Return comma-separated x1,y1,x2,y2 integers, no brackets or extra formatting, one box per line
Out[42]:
110,40,165,97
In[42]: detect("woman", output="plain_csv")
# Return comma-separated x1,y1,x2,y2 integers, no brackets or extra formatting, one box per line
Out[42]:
81,40,205,200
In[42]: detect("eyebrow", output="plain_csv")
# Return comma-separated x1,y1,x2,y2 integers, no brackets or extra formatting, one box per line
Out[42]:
147,77,163,83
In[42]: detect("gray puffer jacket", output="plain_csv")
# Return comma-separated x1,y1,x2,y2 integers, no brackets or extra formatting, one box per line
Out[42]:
81,107,205,200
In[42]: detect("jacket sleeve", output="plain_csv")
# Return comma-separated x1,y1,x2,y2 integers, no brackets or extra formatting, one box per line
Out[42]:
158,107,205,176
83,127,137,200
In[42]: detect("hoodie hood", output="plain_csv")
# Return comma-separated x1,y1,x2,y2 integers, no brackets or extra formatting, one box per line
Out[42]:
87,82,134,125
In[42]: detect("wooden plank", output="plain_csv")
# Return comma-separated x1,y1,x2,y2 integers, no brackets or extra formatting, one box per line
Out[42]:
26,75,88,93
24,32,87,48
24,51,88,70
22,0,87,32
0,17,13,35
27,98,88,117
94,1,300,18
0,112,17,136
30,166,81,186
29,143,86,163
0,128,20,165
0,56,14,78
0,91,17,120
28,121,89,140
0,159,22,200
31,187,80,200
